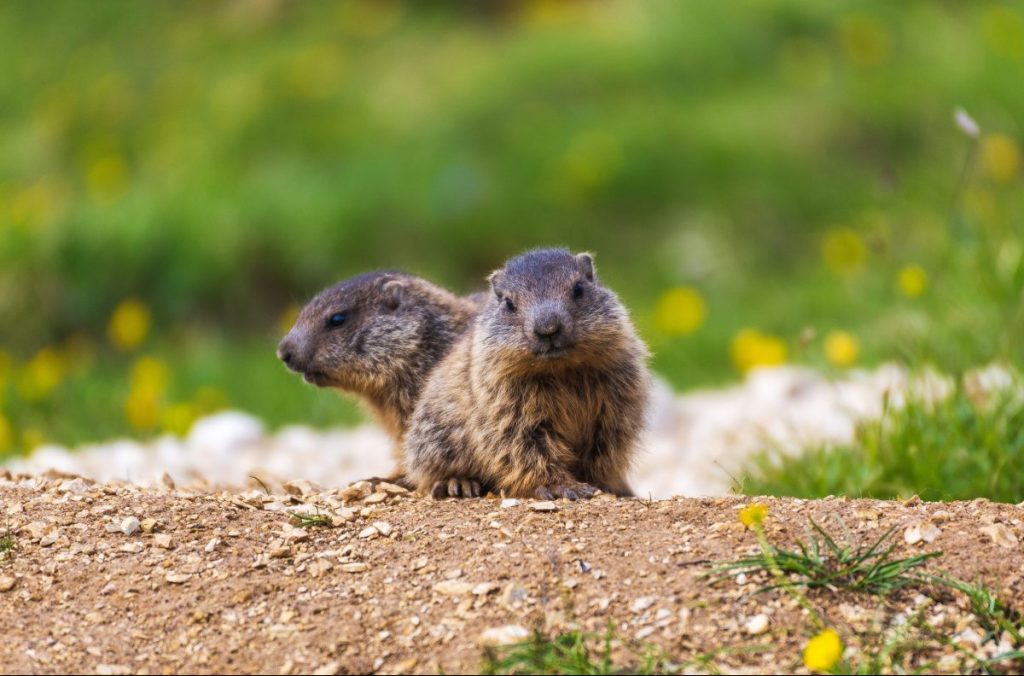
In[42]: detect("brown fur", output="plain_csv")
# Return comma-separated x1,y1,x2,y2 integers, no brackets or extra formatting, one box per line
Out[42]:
405,249,650,499
278,271,481,482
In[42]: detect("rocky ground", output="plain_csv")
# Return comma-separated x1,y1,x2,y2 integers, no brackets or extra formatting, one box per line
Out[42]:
1,471,1022,674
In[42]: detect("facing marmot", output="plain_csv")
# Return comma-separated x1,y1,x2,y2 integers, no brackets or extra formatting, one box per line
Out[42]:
277,271,481,483
405,248,651,499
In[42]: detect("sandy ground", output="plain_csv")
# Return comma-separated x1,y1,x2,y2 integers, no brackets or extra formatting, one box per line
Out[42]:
1,471,1022,674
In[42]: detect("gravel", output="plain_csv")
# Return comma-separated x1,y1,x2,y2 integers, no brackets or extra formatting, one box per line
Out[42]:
2,363,1017,501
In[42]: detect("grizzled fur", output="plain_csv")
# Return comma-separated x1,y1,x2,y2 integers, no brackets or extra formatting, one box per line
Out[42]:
405,249,650,499
278,271,480,478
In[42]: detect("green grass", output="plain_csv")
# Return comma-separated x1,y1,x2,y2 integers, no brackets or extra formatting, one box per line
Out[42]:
0,520,14,561
709,520,941,596
290,511,332,529
741,383,1024,503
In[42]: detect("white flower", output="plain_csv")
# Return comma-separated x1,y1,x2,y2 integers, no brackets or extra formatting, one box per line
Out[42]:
954,107,980,138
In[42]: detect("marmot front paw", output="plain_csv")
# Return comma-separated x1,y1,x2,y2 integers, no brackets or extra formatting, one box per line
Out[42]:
431,477,484,498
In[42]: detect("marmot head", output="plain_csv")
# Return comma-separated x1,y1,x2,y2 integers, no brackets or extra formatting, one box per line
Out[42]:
482,248,628,365
277,271,428,393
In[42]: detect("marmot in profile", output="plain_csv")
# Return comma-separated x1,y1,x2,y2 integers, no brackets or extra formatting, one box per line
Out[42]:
277,271,481,483
405,248,650,499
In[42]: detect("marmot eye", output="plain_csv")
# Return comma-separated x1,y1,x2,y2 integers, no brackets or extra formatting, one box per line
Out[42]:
327,312,347,328
573,281,585,299
503,298,516,313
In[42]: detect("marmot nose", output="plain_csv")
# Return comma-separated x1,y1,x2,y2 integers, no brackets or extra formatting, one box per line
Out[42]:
277,337,300,370
533,313,563,338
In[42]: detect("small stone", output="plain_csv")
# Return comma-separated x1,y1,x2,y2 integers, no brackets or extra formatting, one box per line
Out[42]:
340,562,368,573
269,546,291,559
24,521,50,539
530,501,557,512
364,492,388,504
140,518,158,533
479,625,530,647
980,523,1018,549
0,575,15,592
500,582,527,607
473,582,500,595
205,538,221,553
283,479,322,497
119,517,141,536
444,568,464,580
153,534,173,549
411,556,428,571
377,482,408,495
433,580,476,596
339,481,372,502
745,613,770,635
904,522,941,545
100,583,116,596
118,543,144,554
630,596,656,613
372,521,393,537
358,526,379,540
331,510,356,527
165,573,191,584
39,531,59,547
500,499,521,509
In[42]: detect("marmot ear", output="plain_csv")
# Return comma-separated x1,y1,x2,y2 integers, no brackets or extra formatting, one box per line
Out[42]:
381,279,405,310
487,270,505,298
576,252,596,281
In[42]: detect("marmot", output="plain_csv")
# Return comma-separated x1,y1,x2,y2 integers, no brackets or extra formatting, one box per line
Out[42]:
277,271,481,483
405,248,650,499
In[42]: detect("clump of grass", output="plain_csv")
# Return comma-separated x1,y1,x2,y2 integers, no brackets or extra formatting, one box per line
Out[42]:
290,512,332,529
927,575,1024,647
741,383,1024,503
480,625,730,676
0,520,15,561
710,519,940,596
482,628,616,676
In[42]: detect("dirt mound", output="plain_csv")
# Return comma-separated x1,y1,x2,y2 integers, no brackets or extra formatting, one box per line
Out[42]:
1,472,1022,674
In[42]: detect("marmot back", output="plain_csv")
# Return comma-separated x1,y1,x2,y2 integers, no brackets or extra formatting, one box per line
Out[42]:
278,271,480,480
405,248,650,499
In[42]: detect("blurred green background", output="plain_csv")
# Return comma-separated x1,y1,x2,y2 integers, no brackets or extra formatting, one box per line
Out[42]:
1,0,1022,456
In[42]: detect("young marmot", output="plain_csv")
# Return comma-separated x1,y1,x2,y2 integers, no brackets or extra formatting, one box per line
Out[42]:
405,248,650,499
277,271,481,483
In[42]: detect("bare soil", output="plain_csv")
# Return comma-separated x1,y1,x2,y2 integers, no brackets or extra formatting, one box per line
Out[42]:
0,471,1022,675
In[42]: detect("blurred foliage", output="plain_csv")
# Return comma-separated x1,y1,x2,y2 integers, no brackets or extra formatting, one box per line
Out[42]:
0,0,1022,453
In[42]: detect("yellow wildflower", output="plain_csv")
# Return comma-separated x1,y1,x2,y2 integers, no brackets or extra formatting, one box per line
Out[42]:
108,299,151,351
124,386,161,431
654,287,707,336
898,265,928,298
16,348,65,402
130,356,170,398
161,402,199,437
980,133,1020,183
0,413,12,453
824,331,859,368
821,228,867,277
804,628,844,672
730,329,787,374
739,503,768,528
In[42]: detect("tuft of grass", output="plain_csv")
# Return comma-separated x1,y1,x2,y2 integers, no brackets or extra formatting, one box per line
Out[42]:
480,624,720,676
290,511,332,529
0,520,15,561
709,519,940,596
741,383,1024,503
927,575,1024,647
